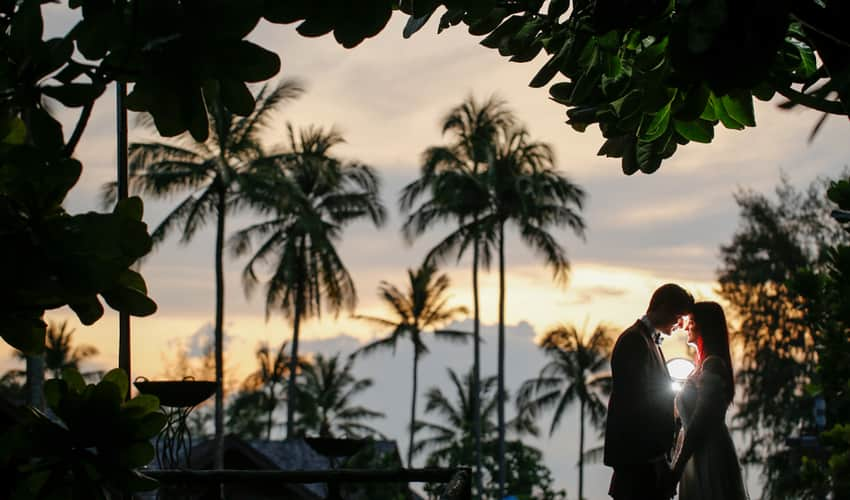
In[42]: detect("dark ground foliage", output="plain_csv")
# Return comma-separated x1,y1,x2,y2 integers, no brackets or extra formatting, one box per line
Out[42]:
0,369,165,499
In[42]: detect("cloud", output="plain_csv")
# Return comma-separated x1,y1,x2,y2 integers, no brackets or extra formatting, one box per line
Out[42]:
563,285,629,306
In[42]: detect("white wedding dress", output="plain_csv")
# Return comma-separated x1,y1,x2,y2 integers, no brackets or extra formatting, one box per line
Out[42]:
674,358,748,500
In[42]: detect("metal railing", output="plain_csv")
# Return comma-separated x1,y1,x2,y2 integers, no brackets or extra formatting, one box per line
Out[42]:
145,466,471,500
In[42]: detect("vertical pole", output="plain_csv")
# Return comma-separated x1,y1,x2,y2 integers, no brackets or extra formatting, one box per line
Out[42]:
117,81,131,397
497,222,506,499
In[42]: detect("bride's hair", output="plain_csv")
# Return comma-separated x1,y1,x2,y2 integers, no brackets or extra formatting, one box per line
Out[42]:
692,301,735,404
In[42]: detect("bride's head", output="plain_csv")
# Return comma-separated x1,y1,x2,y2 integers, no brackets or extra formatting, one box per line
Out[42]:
689,301,735,402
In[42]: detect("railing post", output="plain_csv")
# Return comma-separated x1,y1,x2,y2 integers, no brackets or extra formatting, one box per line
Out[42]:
116,81,131,398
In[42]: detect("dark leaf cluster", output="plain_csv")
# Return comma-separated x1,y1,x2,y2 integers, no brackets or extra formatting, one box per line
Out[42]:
0,134,157,353
397,0,850,174
0,368,166,499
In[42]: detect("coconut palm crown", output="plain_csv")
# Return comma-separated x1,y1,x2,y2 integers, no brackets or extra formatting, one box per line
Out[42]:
352,260,469,467
102,79,305,467
517,323,613,500
230,124,386,438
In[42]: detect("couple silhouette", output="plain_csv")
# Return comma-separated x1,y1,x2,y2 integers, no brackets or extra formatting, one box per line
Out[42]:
604,284,748,500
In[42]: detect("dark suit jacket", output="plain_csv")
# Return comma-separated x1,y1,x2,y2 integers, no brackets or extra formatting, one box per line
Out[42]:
603,319,675,467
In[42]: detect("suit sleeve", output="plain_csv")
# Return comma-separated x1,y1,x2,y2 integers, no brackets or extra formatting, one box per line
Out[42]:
608,331,675,463
611,333,652,419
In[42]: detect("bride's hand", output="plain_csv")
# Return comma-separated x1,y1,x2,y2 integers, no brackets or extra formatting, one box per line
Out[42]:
671,461,684,486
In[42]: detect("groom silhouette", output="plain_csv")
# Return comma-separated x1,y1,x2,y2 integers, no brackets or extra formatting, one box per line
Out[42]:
604,283,694,500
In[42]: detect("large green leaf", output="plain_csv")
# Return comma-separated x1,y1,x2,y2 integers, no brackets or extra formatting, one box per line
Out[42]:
333,0,393,48
296,7,336,37
674,84,710,121
220,79,256,116
480,15,524,49
466,7,507,36
1,117,27,146
127,411,167,440
101,285,158,317
0,314,46,354
102,369,130,401
62,368,87,394
638,102,671,142
29,108,65,152
219,41,281,83
68,295,105,325
122,394,161,417
719,90,756,127
44,378,67,408
115,269,148,295
597,135,629,158
118,441,155,468
673,119,714,143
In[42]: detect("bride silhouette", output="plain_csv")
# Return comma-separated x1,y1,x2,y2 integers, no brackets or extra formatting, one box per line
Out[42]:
672,301,748,500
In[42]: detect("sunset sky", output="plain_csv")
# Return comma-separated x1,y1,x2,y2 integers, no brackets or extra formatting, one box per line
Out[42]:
4,6,850,499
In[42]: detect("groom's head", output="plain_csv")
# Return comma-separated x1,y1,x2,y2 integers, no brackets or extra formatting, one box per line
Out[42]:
646,283,694,335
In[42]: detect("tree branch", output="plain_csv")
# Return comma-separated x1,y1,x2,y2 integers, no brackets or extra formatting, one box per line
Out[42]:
775,85,846,115
63,101,94,157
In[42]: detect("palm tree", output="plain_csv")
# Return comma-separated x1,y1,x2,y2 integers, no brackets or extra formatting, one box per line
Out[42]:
352,260,469,467
226,389,269,440
102,79,305,467
230,125,386,438
517,323,613,500
413,367,538,499
42,320,99,379
399,95,513,490
243,341,296,439
485,124,587,496
15,320,100,405
294,353,384,438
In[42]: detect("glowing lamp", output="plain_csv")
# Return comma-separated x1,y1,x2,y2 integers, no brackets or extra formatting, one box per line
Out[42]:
666,357,695,392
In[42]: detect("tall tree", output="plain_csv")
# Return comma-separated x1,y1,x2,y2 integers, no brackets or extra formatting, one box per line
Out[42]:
353,260,469,467
517,323,613,500
718,175,850,498
400,95,513,492
103,79,305,467
486,125,586,496
293,353,384,438
231,125,386,438
243,341,294,439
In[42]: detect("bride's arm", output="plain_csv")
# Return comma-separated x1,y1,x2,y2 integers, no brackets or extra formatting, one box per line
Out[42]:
671,356,729,481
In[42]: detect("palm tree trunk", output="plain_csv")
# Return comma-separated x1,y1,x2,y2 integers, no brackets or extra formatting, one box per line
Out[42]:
497,221,506,499
266,387,274,440
214,187,226,471
287,295,303,438
579,400,585,500
25,353,44,409
408,345,420,468
472,235,483,499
